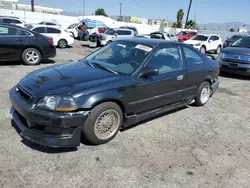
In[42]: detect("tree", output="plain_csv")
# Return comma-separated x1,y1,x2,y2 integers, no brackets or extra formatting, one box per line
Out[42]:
185,0,193,28
229,28,235,32
95,8,108,17
176,9,184,28
185,20,197,29
171,22,177,28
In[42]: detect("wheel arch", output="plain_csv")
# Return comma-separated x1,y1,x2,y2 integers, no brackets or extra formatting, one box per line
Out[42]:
21,46,43,58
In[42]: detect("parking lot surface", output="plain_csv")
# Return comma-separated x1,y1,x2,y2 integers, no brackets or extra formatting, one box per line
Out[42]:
1,41,250,188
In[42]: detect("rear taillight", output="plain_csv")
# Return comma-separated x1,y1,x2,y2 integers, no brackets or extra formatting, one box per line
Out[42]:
48,39,54,46
24,24,28,27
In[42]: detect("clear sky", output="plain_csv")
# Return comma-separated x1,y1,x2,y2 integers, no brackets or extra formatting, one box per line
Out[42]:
21,0,250,24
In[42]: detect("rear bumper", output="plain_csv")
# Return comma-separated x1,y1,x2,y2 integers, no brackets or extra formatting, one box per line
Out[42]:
43,46,56,59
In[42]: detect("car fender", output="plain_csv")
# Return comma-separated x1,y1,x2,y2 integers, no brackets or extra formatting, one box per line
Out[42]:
77,90,127,111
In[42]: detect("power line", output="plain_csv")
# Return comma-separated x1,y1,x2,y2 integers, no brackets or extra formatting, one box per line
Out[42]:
119,2,123,21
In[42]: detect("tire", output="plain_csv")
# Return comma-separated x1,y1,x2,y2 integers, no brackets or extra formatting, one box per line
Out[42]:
58,39,67,48
200,46,206,54
106,40,112,45
216,45,221,54
21,48,41,65
195,81,211,106
83,102,123,145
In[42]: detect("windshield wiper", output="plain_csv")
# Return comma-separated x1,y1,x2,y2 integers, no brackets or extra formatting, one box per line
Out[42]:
91,62,118,74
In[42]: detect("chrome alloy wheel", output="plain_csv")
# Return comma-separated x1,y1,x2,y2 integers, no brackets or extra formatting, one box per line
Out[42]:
200,85,211,104
25,50,39,64
94,109,121,140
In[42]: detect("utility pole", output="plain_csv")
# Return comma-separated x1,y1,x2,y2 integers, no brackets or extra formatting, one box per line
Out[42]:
31,0,35,12
82,0,85,17
119,2,123,21
185,0,193,28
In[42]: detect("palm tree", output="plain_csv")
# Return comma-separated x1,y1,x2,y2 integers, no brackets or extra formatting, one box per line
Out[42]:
31,0,35,12
185,0,193,28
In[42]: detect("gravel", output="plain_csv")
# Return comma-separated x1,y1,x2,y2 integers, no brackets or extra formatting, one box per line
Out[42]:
0,41,250,188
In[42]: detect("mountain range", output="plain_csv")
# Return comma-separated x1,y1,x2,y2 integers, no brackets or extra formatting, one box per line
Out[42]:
198,22,250,31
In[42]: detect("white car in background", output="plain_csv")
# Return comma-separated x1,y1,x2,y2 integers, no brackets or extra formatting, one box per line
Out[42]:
27,25,74,48
0,16,27,27
66,23,79,38
96,28,135,46
184,34,223,54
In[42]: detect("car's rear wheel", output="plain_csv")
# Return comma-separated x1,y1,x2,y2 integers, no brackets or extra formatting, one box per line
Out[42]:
216,45,221,54
200,46,206,54
58,39,67,48
195,81,211,106
83,102,123,145
70,32,75,38
21,48,41,65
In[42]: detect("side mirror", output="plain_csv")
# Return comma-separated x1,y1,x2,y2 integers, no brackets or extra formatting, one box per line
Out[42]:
115,33,118,36
208,39,213,43
139,68,159,78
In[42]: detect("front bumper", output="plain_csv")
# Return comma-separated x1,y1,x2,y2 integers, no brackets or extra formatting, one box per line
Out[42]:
9,86,90,148
220,61,250,76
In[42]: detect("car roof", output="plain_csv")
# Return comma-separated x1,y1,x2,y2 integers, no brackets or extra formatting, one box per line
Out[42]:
115,28,134,32
0,16,20,19
0,23,24,28
116,37,182,47
29,24,61,29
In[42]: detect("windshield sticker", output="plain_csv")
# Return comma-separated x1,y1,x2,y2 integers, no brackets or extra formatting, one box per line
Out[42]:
135,44,152,52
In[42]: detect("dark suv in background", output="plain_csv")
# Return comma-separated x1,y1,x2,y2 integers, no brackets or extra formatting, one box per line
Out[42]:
223,35,244,48
220,36,250,76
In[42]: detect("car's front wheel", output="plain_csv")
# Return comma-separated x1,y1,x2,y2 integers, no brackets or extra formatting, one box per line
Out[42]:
216,45,221,54
200,46,206,54
83,102,123,145
21,48,41,65
195,81,211,106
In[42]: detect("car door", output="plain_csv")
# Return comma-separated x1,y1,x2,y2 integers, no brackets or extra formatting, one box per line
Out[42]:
181,46,208,99
129,45,187,113
0,25,30,61
208,36,218,50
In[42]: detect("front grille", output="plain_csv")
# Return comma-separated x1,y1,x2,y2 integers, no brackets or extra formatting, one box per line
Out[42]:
222,64,249,71
223,53,250,62
17,85,31,100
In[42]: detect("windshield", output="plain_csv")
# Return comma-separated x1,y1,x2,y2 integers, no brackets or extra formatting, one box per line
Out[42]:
105,29,116,35
192,35,208,41
229,35,242,41
85,41,153,75
178,31,187,35
232,37,250,48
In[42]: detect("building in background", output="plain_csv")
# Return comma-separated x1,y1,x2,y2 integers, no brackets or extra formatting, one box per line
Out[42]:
0,0,63,14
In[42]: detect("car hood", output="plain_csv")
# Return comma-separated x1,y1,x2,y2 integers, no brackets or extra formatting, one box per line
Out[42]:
184,40,205,45
99,33,114,38
222,47,250,55
19,62,123,98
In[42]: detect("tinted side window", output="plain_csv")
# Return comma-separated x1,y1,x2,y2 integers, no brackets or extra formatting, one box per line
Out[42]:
13,19,22,24
3,18,12,24
47,28,61,33
46,22,56,26
213,36,219,40
147,47,182,74
117,30,132,35
183,47,204,66
33,27,46,33
0,26,30,36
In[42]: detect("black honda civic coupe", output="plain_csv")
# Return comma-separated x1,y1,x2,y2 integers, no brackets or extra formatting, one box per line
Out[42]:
9,38,220,148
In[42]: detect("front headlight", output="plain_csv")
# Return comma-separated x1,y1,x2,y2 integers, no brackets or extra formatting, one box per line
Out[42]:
37,96,77,112
218,52,225,60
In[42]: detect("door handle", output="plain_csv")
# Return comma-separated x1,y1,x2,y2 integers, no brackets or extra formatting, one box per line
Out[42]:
177,75,184,80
